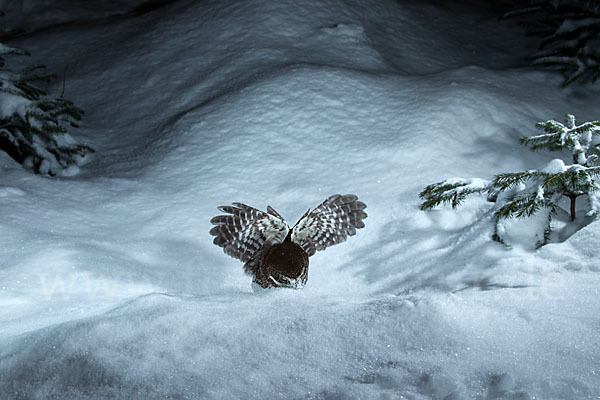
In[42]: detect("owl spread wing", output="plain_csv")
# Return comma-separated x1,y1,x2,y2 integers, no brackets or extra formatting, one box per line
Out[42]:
291,194,367,257
209,203,289,274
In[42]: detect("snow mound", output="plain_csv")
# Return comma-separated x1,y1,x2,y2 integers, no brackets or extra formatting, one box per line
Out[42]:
3,290,598,399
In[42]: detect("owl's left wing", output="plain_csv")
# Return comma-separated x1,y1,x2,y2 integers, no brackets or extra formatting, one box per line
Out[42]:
291,194,367,257
210,203,289,265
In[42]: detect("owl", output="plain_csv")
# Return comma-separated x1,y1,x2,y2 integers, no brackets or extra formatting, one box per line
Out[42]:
209,194,367,289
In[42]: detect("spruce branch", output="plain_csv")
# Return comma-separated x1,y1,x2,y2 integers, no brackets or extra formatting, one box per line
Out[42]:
494,192,556,220
492,171,545,191
520,133,565,151
523,114,600,165
419,179,490,210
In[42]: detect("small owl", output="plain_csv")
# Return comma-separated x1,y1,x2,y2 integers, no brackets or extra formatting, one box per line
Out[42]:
209,194,367,289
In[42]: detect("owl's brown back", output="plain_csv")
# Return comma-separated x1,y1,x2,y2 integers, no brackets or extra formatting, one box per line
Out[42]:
254,240,309,288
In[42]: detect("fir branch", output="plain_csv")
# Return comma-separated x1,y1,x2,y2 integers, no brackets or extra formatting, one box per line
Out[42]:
542,171,569,191
492,171,544,191
419,179,490,210
566,166,600,193
520,133,564,151
536,119,566,133
524,114,600,163
585,165,600,177
570,120,600,134
494,192,557,220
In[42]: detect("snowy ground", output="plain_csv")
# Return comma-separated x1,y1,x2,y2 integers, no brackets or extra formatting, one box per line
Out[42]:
1,0,600,398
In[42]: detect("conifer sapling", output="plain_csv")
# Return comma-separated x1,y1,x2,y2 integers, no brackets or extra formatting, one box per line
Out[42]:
420,114,600,247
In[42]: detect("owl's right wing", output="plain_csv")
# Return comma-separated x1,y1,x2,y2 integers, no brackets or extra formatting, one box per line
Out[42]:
291,194,367,257
209,203,289,266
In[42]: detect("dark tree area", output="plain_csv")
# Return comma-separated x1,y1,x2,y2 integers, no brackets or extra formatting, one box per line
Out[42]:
0,12,93,176
505,0,600,85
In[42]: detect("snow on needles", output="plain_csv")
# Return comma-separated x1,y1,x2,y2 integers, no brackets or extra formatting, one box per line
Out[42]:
0,0,599,399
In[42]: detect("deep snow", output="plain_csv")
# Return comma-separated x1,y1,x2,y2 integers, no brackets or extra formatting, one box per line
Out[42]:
1,0,600,398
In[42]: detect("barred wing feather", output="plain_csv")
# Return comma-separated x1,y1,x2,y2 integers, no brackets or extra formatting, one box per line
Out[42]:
209,203,289,264
291,194,367,256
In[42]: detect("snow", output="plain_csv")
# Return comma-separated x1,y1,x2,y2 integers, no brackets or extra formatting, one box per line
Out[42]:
495,198,551,250
542,158,567,174
1,0,600,398
0,85,30,118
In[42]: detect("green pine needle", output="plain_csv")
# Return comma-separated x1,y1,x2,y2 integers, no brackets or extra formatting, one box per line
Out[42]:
419,180,489,210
